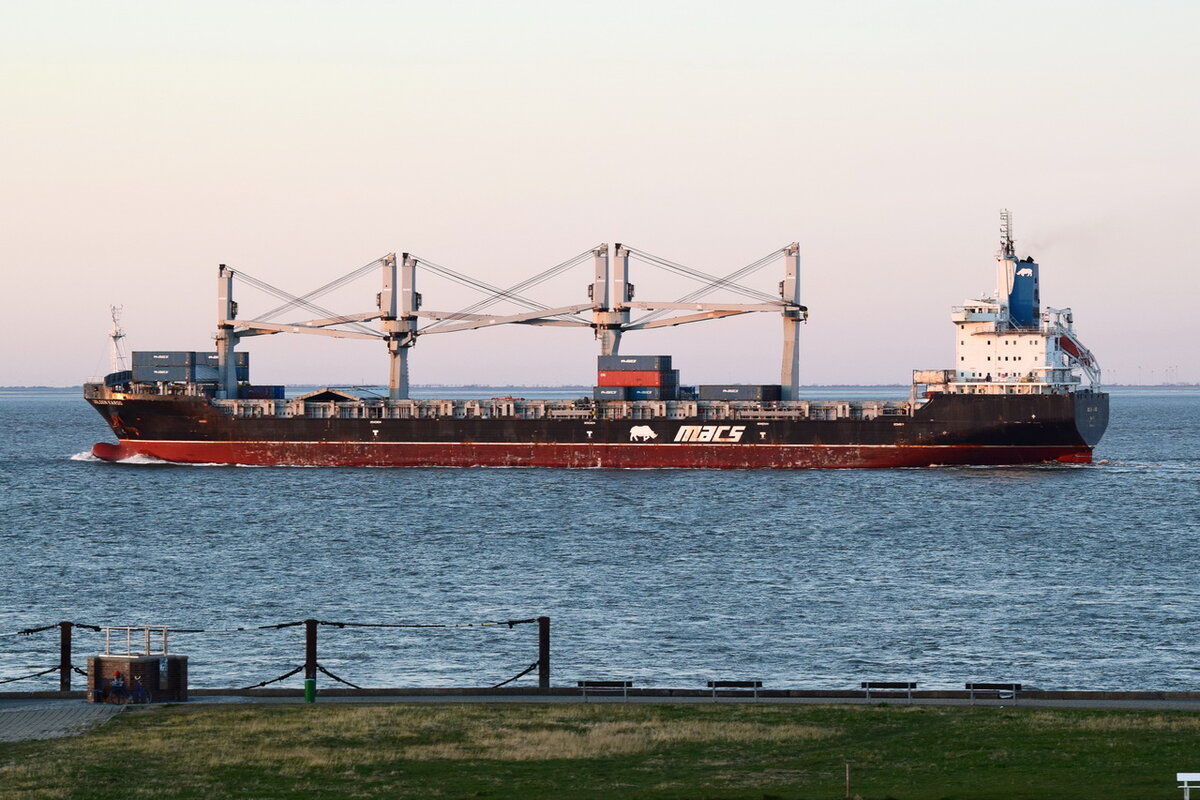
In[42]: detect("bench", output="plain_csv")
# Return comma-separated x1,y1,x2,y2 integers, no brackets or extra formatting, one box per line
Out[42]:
707,680,763,701
861,681,916,700
1179,773,1200,799
966,683,1022,703
577,680,632,701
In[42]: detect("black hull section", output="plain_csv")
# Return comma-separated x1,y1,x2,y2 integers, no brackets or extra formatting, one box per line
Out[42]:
85,390,1109,468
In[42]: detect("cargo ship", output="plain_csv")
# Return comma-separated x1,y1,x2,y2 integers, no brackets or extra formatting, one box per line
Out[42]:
85,214,1108,468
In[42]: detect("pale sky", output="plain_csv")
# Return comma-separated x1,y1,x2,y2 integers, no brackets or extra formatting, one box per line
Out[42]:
3,1,1197,387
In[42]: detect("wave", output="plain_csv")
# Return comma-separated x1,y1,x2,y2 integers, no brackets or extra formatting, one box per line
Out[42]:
72,450,223,467
1094,460,1200,473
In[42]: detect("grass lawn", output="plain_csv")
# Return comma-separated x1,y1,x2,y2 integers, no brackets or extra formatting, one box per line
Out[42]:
1,702,1196,799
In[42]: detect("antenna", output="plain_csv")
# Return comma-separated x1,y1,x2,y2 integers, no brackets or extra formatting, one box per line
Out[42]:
108,305,127,373
999,209,1015,258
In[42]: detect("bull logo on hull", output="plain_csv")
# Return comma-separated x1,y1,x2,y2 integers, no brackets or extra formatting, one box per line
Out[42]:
629,425,658,442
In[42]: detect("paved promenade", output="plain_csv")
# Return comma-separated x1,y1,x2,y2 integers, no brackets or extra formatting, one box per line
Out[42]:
0,701,123,743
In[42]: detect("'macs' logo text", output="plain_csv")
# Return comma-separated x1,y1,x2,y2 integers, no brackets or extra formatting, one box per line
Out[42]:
674,425,746,443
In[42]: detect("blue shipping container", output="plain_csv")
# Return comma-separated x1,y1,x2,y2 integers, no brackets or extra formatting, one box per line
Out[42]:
134,351,249,368
627,386,678,401
240,385,285,400
132,351,196,367
594,386,628,401
197,351,250,366
698,384,782,401
132,365,194,382
195,366,250,382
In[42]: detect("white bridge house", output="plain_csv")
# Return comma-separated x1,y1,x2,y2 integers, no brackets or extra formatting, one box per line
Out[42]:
914,211,1099,397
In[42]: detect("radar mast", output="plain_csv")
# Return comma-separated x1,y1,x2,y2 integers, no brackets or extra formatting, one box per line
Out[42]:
108,305,128,373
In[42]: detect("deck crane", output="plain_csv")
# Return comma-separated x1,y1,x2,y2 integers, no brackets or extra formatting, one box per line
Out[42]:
211,244,807,400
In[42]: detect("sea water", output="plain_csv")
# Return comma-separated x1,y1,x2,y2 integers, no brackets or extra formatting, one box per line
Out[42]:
1,387,1197,692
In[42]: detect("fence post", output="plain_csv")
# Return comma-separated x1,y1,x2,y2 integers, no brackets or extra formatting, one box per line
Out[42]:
304,619,317,702
59,621,73,693
538,616,550,690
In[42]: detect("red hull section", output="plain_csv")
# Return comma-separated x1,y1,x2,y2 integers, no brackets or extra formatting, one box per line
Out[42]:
92,439,1092,469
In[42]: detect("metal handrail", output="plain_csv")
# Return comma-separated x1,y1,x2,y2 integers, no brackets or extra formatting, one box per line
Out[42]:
101,626,170,656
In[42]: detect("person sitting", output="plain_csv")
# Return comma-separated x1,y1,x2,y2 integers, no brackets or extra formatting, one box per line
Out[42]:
108,670,127,703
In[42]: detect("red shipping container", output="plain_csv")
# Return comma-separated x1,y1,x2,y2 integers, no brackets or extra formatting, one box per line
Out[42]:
597,370,678,387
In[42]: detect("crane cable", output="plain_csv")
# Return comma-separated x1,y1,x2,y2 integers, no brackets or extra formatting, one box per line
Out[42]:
230,269,382,338
422,248,596,330
255,257,387,322
627,247,787,327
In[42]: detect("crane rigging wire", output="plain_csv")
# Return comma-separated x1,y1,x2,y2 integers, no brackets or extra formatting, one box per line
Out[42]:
413,256,559,313
627,247,787,327
422,248,596,330
412,256,593,328
625,246,783,304
212,245,790,342
254,257,386,323
230,269,382,337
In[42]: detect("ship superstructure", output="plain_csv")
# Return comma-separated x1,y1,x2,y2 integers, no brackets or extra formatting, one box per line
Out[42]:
915,210,1101,398
84,215,1109,468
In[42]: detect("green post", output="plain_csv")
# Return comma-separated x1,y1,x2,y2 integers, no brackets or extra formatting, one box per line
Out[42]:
304,619,317,703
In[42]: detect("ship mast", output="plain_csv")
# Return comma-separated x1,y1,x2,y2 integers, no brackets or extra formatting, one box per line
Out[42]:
108,305,127,373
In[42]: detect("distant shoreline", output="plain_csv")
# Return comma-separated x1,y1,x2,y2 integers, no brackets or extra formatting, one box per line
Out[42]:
3,384,1198,391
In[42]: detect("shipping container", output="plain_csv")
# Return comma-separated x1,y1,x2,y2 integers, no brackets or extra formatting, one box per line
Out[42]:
698,384,782,401
103,370,132,388
134,351,249,369
132,351,196,367
627,386,678,401
193,366,249,383
597,369,679,387
593,386,628,401
597,354,672,371
196,351,250,367
240,385,285,400
132,365,194,382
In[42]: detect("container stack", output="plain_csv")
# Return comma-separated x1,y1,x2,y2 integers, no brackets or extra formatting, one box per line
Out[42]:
132,351,249,384
595,355,679,401
196,351,250,382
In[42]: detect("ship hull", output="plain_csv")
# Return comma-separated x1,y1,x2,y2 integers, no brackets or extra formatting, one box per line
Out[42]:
86,390,1109,469
91,439,1093,468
